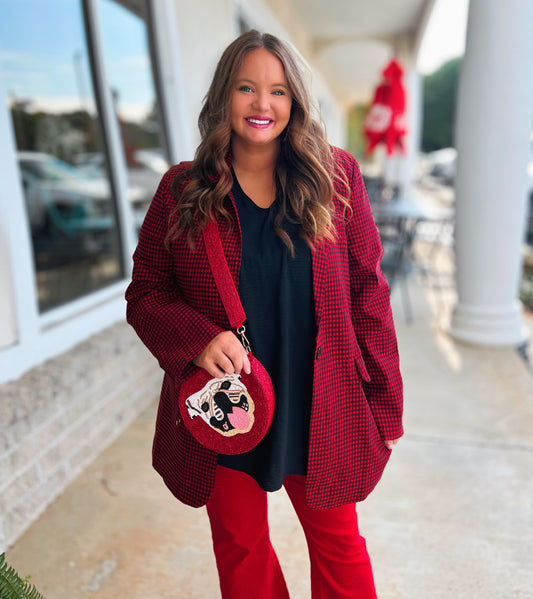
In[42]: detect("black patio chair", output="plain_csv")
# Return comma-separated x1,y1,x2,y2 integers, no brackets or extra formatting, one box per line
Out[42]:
378,219,415,323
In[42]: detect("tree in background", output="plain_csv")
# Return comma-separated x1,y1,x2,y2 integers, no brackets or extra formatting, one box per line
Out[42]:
422,57,461,152
346,103,369,161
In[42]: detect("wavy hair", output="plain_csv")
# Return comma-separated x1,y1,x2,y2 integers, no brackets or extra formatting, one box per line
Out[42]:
166,29,350,254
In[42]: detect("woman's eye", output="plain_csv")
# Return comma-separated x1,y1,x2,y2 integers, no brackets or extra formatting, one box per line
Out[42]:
239,85,253,93
272,89,286,96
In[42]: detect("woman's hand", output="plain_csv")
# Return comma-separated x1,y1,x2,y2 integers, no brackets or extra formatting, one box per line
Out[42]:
384,438,400,451
193,330,251,378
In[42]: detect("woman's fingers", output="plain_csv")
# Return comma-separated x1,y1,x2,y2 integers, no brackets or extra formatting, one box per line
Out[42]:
193,331,250,377
242,352,251,375
384,438,400,451
206,363,228,379
215,352,236,375
228,341,252,375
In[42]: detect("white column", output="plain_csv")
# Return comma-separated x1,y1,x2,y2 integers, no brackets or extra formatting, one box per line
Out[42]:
450,0,533,345
400,65,422,196
383,56,422,198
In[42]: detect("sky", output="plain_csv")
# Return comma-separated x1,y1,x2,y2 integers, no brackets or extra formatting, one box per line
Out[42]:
418,0,470,75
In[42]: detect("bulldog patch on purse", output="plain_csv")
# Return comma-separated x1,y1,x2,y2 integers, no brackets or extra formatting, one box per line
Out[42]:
185,374,255,436
178,353,275,455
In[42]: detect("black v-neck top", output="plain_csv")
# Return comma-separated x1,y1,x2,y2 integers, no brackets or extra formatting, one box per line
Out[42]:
217,175,316,490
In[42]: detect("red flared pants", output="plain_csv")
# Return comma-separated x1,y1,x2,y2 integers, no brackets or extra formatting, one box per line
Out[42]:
206,465,378,599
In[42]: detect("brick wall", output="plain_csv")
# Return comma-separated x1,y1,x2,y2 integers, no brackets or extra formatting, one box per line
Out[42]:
0,321,162,550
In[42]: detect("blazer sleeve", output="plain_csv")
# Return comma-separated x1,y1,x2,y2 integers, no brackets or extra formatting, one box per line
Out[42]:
125,168,224,382
343,152,404,441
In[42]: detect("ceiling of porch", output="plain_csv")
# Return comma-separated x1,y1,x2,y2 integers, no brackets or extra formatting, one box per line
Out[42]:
287,0,436,105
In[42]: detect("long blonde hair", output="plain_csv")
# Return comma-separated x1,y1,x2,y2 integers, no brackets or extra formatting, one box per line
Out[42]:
166,30,349,253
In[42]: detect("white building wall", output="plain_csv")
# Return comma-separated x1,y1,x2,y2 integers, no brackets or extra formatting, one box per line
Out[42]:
170,0,235,151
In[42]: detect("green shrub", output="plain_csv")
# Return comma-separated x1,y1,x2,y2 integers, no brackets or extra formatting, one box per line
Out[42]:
0,554,45,599
520,273,533,311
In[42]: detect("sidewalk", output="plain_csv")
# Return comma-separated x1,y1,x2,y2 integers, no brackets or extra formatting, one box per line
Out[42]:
5,276,533,598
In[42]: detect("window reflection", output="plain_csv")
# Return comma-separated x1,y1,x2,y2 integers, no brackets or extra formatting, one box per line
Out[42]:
0,0,123,312
96,0,169,229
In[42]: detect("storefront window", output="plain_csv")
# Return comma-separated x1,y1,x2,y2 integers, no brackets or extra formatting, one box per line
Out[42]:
97,0,169,230
0,0,123,312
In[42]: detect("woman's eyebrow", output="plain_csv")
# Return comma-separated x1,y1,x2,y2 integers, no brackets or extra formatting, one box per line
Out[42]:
236,78,289,89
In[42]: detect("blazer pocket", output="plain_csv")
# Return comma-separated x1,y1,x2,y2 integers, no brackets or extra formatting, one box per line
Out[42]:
354,344,371,383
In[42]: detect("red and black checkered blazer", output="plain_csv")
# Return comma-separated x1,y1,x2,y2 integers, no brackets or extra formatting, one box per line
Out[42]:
126,146,403,509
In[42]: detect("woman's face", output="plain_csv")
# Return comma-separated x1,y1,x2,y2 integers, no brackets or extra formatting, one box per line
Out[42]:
230,47,292,153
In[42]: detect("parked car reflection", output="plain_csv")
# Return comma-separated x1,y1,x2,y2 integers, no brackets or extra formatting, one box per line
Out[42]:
19,152,114,235
19,152,130,266
19,151,149,231
73,148,167,228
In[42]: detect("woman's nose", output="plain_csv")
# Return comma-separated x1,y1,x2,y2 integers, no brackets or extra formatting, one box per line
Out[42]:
252,91,270,111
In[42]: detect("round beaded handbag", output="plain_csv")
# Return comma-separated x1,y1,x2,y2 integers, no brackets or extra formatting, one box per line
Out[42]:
178,221,275,455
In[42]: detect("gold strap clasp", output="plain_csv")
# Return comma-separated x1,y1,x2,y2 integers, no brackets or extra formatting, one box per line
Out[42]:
236,325,251,354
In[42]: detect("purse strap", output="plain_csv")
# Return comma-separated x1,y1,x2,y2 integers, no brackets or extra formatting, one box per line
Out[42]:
203,220,251,351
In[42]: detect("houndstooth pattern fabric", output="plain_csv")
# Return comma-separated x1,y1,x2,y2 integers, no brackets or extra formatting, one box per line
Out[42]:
125,147,403,509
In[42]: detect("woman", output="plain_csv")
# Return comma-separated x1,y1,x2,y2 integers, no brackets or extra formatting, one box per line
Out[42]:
126,29,403,599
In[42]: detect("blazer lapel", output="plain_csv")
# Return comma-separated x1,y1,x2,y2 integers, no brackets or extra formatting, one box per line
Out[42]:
311,237,333,327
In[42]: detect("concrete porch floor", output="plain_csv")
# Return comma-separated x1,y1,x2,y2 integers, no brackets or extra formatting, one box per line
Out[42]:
5,273,533,598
